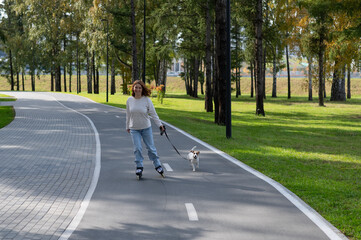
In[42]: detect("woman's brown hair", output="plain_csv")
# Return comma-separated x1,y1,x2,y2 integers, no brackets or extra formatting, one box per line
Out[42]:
131,80,151,97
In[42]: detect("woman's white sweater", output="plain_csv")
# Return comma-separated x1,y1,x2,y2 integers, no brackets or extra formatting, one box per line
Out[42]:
126,96,162,130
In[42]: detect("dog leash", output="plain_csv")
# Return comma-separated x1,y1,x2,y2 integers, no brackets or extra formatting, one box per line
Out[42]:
160,126,188,161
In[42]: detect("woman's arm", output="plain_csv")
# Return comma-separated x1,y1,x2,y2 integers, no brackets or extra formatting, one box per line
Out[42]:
126,99,131,132
147,98,163,128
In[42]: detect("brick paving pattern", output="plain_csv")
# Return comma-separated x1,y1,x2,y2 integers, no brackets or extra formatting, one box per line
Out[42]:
0,92,96,240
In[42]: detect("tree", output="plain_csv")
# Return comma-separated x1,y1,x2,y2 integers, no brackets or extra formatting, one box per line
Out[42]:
147,0,177,89
215,0,228,124
231,1,244,98
130,0,139,82
204,0,214,112
0,0,17,90
255,0,265,115
328,10,360,101
236,0,265,115
298,0,334,107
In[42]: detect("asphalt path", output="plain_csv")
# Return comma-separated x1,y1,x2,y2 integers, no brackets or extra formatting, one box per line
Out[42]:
0,92,347,240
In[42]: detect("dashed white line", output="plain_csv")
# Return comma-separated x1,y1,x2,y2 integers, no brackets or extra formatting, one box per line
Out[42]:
185,203,198,221
163,163,173,172
115,115,120,118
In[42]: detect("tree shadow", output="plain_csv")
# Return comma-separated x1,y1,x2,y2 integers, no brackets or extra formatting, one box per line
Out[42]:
70,223,204,240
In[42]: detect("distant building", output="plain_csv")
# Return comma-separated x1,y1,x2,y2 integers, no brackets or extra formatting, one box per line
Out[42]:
167,58,184,77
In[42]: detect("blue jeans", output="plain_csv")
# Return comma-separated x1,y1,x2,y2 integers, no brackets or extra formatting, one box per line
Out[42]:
130,127,161,169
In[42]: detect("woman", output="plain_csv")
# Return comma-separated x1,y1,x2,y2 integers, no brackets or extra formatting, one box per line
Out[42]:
126,80,165,179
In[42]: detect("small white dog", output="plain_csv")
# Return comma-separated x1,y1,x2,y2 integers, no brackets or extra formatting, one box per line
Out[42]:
187,146,200,171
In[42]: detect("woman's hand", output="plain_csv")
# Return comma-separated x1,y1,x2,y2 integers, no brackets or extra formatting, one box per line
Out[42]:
159,125,165,135
127,129,130,133
160,125,165,132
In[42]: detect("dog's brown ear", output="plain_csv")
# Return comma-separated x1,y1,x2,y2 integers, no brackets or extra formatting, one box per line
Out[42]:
196,151,200,155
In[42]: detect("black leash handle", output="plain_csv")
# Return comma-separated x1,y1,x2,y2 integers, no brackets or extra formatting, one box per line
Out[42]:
160,125,188,161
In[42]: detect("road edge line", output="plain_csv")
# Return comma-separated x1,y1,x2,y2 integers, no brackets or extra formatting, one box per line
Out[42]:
50,95,101,240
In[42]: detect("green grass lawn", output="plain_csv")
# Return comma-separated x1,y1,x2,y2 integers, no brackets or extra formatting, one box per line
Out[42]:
0,106,15,128
77,92,361,240
0,94,15,128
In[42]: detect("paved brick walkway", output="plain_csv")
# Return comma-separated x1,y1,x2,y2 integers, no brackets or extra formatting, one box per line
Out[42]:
0,92,96,240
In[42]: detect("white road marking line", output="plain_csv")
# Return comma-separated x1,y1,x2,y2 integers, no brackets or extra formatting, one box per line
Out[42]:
115,115,120,118
163,163,173,172
185,203,198,221
52,97,101,240
104,111,108,113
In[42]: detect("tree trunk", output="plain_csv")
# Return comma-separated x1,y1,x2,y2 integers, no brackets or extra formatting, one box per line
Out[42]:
323,71,326,98
255,0,265,116
213,32,219,123
263,45,266,99
122,71,127,94
286,44,291,99
51,71,54,92
68,61,72,93
9,50,14,91
96,69,99,94
215,0,227,124
193,58,199,98
63,38,67,92
63,66,67,92
16,71,19,91
250,61,254,98
131,0,139,82
22,72,25,91
199,62,204,95
163,63,167,92
205,0,213,112
272,49,277,98
185,60,191,95
235,27,239,98
214,63,219,124
76,33,81,93
236,67,239,98
111,57,116,95
55,65,61,92
92,51,97,94
31,46,36,91
87,51,92,94
237,68,241,97
54,45,62,92
158,59,166,86
237,72,240,97
189,58,194,96
318,28,325,107
330,62,346,101
308,57,312,101
31,74,35,91
347,64,351,99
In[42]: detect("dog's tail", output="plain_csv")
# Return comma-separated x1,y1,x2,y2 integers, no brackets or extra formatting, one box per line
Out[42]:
191,146,197,151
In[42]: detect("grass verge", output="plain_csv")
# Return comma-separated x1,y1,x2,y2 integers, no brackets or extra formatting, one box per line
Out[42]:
77,92,360,240
0,106,15,128
0,94,16,128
